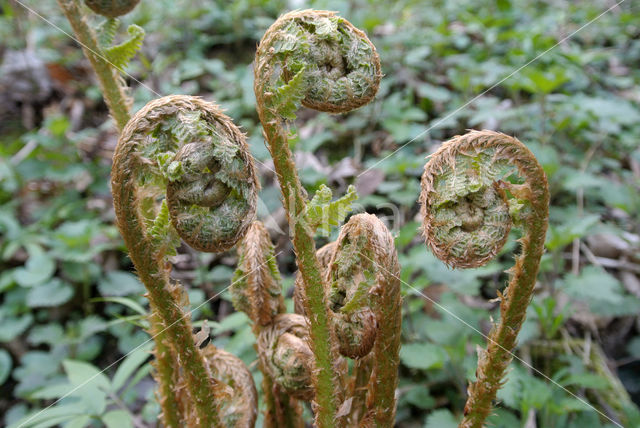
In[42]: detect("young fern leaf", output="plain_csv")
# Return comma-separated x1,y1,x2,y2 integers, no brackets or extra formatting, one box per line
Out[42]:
147,200,180,256
305,184,358,236
269,66,307,121
104,24,145,70
420,129,549,428
112,95,259,427
96,17,119,47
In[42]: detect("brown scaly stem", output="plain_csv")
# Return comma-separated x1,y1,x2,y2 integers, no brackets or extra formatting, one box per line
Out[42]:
254,11,381,426
56,2,182,424
420,130,549,428
112,95,259,427
57,0,130,131
149,313,181,428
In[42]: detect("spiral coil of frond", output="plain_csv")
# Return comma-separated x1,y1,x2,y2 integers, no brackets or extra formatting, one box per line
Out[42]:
257,314,316,401
255,9,381,114
420,130,549,428
113,95,258,254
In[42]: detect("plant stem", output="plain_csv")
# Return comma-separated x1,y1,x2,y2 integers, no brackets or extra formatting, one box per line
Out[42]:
57,3,184,424
150,313,182,428
57,0,130,131
112,142,223,427
256,115,339,426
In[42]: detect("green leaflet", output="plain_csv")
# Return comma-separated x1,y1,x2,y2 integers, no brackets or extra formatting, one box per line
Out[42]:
269,66,307,120
104,24,145,70
305,184,358,236
96,18,120,47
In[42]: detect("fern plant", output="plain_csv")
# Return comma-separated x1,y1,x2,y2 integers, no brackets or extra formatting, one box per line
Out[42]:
59,3,550,427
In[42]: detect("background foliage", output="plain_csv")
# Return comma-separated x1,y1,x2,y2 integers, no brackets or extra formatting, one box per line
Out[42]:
1,0,640,426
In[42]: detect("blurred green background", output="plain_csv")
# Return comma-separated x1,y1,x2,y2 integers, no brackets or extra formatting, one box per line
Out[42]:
1,0,640,426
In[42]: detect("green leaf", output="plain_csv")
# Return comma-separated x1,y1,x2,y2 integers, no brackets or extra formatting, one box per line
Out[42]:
7,405,83,428
104,24,145,70
212,312,249,335
27,324,64,346
0,314,33,342
404,385,435,410
627,337,640,358
30,382,76,400
65,415,92,428
305,184,358,236
96,18,119,47
13,246,55,287
62,359,110,392
111,343,152,391
26,279,74,308
98,271,144,297
563,266,624,305
92,296,147,316
269,66,307,120
0,349,12,386
400,343,447,370
424,409,458,428
102,410,133,428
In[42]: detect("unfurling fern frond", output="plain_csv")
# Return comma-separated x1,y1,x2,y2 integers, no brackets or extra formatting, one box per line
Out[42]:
96,17,119,47
104,24,145,69
306,184,358,236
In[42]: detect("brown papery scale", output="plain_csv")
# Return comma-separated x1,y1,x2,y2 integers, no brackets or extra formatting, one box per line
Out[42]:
84,0,140,17
420,130,549,428
231,221,285,327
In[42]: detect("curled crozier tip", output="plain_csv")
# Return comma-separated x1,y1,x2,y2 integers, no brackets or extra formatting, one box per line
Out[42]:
257,313,315,401
205,347,258,428
231,221,285,326
255,9,381,114
326,213,397,359
420,130,518,268
84,0,140,17
113,95,259,253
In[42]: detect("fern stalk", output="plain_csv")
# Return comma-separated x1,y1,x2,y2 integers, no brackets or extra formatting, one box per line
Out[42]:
57,2,182,425
57,0,130,130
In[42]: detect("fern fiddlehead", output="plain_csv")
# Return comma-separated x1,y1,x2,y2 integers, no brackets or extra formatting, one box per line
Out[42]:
231,221,304,428
175,346,259,428
112,95,259,427
329,214,401,426
254,11,381,425
420,130,549,428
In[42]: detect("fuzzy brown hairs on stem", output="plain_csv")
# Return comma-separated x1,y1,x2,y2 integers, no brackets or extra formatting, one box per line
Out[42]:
230,221,305,428
420,129,549,428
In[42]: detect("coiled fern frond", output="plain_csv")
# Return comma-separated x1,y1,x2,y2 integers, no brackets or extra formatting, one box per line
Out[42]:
420,130,549,428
